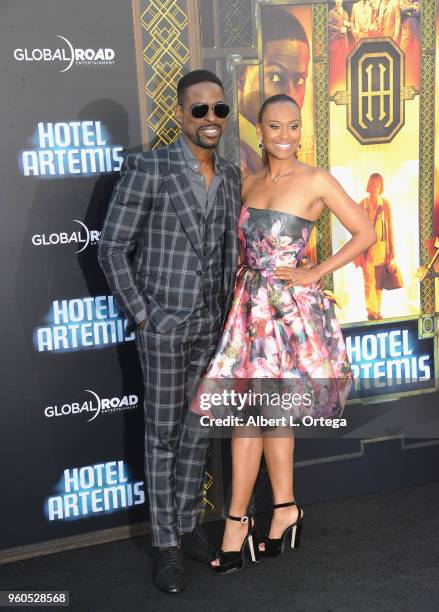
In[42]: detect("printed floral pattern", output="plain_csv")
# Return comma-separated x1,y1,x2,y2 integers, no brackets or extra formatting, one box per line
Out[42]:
191,207,352,419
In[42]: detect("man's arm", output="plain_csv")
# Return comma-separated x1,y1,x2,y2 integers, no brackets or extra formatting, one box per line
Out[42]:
98,153,151,325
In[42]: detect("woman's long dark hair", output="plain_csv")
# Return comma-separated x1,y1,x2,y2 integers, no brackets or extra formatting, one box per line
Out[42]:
258,94,301,165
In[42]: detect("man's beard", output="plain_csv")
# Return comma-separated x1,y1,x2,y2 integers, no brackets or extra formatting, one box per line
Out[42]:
195,138,217,150
194,127,222,150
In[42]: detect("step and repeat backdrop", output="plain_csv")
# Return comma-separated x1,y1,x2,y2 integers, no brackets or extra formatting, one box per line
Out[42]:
1,1,147,554
1,0,438,558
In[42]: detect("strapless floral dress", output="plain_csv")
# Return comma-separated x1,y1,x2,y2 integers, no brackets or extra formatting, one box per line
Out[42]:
191,207,352,421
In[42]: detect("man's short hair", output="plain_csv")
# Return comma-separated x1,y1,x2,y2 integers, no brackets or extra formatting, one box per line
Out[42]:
177,70,224,106
261,5,309,49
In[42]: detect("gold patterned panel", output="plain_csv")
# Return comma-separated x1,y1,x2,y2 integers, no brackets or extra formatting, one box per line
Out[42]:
419,0,435,313
202,470,215,511
313,3,333,291
217,0,254,48
138,0,189,148
200,442,223,516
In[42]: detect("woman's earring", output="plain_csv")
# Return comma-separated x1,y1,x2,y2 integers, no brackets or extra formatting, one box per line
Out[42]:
258,139,264,149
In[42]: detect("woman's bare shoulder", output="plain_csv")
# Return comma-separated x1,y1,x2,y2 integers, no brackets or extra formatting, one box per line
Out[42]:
307,166,344,193
290,162,328,185
309,165,331,181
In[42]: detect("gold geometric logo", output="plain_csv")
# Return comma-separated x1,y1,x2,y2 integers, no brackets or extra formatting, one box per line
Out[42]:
333,38,416,145
358,53,394,129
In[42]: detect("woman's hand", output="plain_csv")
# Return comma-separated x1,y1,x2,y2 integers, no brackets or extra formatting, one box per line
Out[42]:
301,256,324,289
273,263,322,288
273,256,323,289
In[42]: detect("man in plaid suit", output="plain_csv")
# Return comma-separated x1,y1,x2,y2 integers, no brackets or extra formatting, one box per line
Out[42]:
98,70,241,593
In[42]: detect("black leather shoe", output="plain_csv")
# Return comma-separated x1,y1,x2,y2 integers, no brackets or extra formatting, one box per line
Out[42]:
181,525,216,564
153,547,184,593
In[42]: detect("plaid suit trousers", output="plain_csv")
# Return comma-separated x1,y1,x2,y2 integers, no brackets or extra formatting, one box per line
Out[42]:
135,307,221,547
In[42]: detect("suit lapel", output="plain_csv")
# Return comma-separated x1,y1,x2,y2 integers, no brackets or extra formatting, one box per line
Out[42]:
161,142,203,261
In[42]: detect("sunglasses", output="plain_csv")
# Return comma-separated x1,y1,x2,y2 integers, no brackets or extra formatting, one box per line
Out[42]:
188,102,230,119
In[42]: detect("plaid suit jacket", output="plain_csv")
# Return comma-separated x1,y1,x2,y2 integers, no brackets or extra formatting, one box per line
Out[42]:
98,140,241,333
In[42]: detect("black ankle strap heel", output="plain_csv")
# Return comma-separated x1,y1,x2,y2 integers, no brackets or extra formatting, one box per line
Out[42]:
211,513,261,574
273,501,297,509
262,500,304,558
228,513,250,523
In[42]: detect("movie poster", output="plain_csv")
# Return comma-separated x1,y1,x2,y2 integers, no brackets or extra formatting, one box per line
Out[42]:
237,3,314,175
329,0,421,324
237,3,316,258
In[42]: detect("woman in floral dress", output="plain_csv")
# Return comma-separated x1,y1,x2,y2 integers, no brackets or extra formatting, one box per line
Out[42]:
191,94,376,573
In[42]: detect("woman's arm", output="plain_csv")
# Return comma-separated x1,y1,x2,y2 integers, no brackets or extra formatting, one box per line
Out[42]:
275,169,376,287
314,170,376,278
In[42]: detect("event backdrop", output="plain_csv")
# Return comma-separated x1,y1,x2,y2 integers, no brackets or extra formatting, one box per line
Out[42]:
0,0,147,553
1,0,438,560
